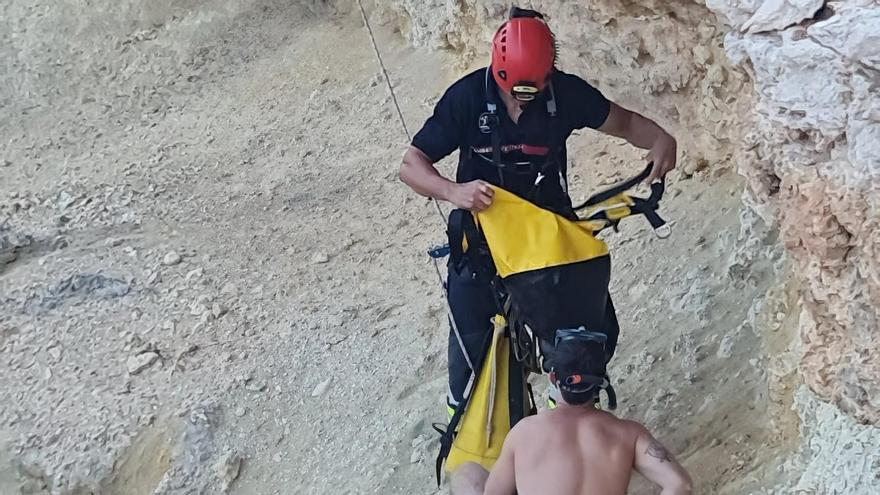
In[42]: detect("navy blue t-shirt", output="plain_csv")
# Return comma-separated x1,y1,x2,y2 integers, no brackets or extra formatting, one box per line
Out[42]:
412,67,610,215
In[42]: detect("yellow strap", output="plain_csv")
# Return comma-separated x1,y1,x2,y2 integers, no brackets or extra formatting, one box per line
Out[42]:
578,193,636,222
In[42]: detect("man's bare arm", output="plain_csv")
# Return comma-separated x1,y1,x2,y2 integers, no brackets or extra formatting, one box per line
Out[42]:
597,102,678,183
483,427,519,495
399,146,494,212
633,427,693,495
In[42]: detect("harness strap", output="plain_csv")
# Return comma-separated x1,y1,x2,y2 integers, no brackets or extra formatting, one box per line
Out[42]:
447,209,466,272
491,120,504,187
483,67,562,193
573,163,653,211
574,163,669,237
507,337,530,425
604,382,618,410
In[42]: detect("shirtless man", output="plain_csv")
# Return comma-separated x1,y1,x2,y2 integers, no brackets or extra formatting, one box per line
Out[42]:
483,332,693,495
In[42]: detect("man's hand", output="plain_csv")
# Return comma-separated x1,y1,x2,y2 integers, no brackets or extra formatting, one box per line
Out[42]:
597,103,679,183
400,147,495,212
448,180,495,212
646,132,677,183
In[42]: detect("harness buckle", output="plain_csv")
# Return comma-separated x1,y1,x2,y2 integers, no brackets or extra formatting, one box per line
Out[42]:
653,224,671,239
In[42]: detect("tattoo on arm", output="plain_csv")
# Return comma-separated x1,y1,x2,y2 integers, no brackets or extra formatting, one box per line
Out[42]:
645,439,671,463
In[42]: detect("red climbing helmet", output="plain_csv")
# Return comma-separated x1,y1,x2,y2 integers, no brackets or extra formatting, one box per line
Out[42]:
491,7,556,102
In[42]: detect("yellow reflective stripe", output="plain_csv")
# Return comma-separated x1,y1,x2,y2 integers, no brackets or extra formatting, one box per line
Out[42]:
474,187,609,278
447,405,456,420
579,193,636,222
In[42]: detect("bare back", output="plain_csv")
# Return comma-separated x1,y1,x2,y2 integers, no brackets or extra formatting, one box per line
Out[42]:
512,408,636,495
483,405,692,495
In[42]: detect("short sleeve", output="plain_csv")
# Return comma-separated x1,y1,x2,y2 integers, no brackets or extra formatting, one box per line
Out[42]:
411,83,466,163
558,73,611,130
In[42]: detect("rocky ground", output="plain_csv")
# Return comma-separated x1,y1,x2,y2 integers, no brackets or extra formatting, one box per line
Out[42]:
0,1,819,494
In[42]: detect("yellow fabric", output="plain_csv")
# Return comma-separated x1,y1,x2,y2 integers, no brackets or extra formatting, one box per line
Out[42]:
578,193,635,224
474,187,609,278
445,316,512,473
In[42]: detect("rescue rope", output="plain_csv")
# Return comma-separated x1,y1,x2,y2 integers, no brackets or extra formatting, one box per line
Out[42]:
355,0,447,224
355,0,475,380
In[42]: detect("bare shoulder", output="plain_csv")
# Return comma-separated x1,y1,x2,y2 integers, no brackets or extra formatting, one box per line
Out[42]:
511,414,542,433
504,415,541,448
619,418,650,433
615,418,652,442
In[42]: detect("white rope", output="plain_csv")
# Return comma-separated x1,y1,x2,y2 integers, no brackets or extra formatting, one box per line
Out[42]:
354,0,447,224
355,0,476,381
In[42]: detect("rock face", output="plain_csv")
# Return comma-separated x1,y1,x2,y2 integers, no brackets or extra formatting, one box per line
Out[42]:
715,1,880,426
709,0,824,33
784,386,880,494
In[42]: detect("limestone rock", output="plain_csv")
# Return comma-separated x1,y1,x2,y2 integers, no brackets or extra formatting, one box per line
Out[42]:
311,378,332,397
717,334,736,359
214,450,242,492
742,0,824,34
0,249,17,265
723,0,880,425
211,302,228,319
127,352,159,375
730,32,849,139
807,4,880,70
783,388,880,493
706,0,763,28
162,251,182,266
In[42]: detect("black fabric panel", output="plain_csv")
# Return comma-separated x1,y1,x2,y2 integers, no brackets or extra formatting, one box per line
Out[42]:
502,255,611,343
603,296,620,363
507,346,529,428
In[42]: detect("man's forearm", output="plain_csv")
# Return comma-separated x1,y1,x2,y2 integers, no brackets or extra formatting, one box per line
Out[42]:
599,103,671,150
598,103,677,181
399,146,456,201
620,111,668,150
